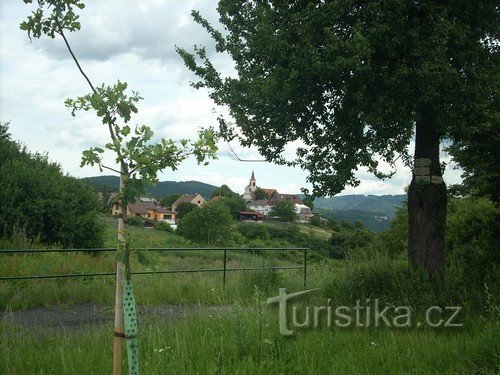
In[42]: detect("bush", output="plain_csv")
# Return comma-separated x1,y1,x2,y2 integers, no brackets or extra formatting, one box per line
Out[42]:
127,215,144,227
154,221,173,232
0,123,104,249
177,201,234,245
237,223,270,241
240,266,283,293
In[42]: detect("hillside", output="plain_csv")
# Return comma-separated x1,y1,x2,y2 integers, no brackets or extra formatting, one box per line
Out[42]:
83,175,217,199
313,194,406,218
313,207,392,232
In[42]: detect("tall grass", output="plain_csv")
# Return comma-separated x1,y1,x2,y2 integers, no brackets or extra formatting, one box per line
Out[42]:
1,304,498,374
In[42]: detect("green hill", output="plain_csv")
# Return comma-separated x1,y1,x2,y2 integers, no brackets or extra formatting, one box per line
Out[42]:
83,175,217,199
313,194,406,218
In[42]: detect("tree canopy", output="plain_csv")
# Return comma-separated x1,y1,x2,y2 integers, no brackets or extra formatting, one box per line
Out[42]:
0,122,104,248
269,200,297,222
177,201,234,245
178,0,499,277
178,0,498,197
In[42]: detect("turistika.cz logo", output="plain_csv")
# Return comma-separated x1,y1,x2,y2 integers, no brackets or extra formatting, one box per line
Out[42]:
266,288,462,336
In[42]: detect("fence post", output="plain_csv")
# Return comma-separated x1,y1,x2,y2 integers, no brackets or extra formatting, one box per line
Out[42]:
303,248,307,287
223,249,227,287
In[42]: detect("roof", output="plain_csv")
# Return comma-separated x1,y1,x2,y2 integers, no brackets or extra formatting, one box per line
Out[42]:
249,199,270,206
128,197,170,215
268,193,303,205
108,192,119,204
262,188,278,196
239,210,264,217
172,194,197,207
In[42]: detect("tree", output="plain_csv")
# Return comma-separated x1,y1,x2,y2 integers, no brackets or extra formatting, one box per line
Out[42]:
269,200,297,222
175,202,198,220
218,195,248,219
0,123,104,248
160,193,183,209
21,1,217,373
177,201,234,245
211,184,236,198
253,187,270,200
302,196,314,210
177,0,498,278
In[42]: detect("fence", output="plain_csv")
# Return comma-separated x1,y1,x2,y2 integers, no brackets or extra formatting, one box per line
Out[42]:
0,247,309,287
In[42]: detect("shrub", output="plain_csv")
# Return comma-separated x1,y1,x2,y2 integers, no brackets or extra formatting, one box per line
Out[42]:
127,215,144,227
177,201,234,245
154,221,173,232
237,223,270,241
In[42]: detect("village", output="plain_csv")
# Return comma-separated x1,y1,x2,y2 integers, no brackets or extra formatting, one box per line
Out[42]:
105,171,313,226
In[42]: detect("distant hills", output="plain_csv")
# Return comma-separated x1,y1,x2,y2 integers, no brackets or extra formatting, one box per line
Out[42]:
312,194,406,232
83,175,217,199
84,176,406,232
313,194,406,218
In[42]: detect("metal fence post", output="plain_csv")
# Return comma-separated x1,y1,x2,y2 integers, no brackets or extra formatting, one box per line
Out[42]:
223,249,227,287
303,248,307,287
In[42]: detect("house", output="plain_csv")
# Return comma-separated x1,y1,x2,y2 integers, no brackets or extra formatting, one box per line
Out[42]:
111,197,176,224
171,194,206,212
243,171,314,222
238,211,264,221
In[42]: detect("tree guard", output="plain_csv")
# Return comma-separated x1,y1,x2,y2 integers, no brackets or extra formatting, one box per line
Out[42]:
123,280,139,374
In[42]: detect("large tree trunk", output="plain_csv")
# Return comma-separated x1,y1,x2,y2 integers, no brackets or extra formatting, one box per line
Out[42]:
408,109,447,278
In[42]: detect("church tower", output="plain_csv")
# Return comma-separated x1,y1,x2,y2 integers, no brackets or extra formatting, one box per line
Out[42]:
243,171,257,202
249,171,256,192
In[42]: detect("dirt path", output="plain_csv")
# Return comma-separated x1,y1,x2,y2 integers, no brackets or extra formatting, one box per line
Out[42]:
0,303,230,330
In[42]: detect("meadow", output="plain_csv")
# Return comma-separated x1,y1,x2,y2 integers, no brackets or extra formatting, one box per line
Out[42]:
0,217,498,374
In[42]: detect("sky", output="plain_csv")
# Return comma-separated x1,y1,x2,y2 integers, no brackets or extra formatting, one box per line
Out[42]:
0,0,462,196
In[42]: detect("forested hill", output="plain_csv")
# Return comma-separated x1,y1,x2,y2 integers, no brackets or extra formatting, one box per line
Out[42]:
83,175,217,199
313,194,406,218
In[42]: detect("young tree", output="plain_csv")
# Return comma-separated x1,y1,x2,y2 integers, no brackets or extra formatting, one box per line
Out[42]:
177,0,498,278
20,1,217,373
269,200,297,222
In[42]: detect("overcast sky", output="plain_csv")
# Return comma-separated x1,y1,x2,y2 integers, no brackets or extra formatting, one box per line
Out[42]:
0,0,462,196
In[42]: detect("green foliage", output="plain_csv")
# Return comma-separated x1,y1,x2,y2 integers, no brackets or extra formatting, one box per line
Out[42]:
20,0,218,209
237,223,270,241
253,187,269,200
177,201,234,245
154,221,173,232
217,195,248,219
160,193,182,209
269,200,297,222
126,216,144,227
175,202,198,220
376,205,408,258
330,221,375,259
0,123,104,248
309,215,324,228
178,2,498,198
445,197,499,305
211,184,236,198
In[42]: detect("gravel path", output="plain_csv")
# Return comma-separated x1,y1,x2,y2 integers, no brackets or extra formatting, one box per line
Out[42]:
0,303,231,330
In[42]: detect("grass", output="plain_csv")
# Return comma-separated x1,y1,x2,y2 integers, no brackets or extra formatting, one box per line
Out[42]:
1,217,498,373
0,217,313,309
1,304,498,374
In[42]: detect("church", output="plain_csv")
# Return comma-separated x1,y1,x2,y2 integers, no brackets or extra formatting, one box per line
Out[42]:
242,171,314,222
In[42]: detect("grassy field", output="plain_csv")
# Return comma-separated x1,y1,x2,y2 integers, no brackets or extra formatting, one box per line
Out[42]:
1,218,498,374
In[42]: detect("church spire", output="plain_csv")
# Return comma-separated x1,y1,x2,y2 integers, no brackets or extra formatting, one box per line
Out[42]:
250,170,256,181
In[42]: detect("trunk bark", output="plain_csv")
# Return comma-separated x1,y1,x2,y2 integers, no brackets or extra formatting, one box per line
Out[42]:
113,167,126,375
408,108,447,278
